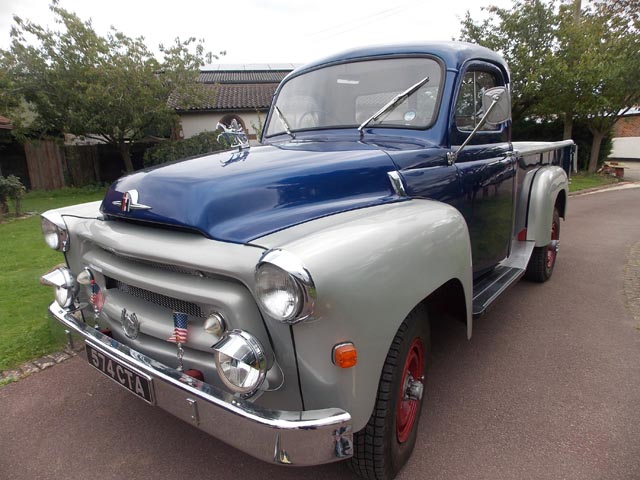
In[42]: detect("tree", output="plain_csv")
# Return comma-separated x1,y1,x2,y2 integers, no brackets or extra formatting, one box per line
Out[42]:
459,0,560,123
0,3,217,172
570,0,640,171
460,0,640,171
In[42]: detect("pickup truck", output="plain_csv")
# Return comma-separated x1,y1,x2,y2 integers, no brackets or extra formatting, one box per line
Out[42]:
40,42,573,480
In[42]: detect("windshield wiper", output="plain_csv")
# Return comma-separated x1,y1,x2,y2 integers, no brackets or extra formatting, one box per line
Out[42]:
357,75,430,138
274,106,296,139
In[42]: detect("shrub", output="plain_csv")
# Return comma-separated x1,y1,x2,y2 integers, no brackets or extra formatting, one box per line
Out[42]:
0,175,26,216
143,131,228,167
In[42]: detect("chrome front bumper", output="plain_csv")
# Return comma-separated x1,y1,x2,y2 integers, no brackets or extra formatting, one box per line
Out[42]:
48,302,353,465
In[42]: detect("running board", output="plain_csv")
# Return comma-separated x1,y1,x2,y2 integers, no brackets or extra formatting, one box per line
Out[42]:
472,240,536,317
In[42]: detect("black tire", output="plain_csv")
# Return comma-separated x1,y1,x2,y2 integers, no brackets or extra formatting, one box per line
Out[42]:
349,307,430,480
525,207,560,283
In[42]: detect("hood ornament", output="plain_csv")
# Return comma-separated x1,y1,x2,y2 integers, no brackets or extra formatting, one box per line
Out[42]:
112,189,152,213
217,119,250,151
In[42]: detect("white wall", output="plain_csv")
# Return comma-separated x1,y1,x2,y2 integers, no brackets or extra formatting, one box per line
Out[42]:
179,111,266,140
610,137,640,160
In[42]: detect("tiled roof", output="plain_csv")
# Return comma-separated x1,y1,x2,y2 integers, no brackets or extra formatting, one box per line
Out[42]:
174,64,296,112
171,83,277,111
198,71,290,84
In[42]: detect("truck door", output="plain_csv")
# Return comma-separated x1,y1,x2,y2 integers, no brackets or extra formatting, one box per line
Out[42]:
451,63,516,277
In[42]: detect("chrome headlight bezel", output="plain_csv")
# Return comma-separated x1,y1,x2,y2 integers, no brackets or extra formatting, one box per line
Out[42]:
213,330,267,396
254,249,316,324
41,211,69,252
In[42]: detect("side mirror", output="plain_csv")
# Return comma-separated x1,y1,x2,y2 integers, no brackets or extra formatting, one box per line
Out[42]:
447,85,511,165
482,86,511,125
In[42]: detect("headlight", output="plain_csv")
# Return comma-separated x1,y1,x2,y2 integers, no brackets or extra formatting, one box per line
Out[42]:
254,249,316,324
213,330,266,395
41,212,69,252
41,267,77,309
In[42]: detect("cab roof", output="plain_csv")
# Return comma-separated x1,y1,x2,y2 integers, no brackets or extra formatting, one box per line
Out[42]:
288,41,509,81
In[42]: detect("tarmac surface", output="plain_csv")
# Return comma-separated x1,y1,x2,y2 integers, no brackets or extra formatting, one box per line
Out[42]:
1,185,639,480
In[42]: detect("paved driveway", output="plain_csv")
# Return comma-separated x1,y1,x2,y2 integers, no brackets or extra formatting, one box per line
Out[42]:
1,186,639,480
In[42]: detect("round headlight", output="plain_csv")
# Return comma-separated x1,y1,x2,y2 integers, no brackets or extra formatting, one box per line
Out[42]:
41,213,69,252
255,263,301,321
254,249,316,324
213,330,266,395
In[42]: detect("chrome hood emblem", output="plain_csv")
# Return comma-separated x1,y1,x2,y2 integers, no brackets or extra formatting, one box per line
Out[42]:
112,189,152,213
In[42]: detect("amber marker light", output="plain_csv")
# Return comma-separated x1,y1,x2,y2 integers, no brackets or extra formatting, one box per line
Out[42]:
332,342,357,368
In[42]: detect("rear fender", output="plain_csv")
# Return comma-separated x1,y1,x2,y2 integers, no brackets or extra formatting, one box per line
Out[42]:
527,166,568,246
254,199,472,431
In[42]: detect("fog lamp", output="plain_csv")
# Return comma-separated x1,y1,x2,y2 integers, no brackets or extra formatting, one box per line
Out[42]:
213,330,266,395
41,267,77,309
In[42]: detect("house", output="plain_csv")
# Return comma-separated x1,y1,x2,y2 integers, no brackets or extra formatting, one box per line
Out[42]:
172,64,298,141
609,107,640,161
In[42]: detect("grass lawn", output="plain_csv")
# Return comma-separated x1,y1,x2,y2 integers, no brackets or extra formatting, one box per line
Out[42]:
569,172,620,193
0,186,106,371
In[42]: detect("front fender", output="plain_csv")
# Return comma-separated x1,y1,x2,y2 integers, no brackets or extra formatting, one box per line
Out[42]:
527,166,568,246
254,199,472,431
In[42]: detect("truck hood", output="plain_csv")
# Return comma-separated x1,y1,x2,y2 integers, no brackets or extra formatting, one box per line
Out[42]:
101,141,401,243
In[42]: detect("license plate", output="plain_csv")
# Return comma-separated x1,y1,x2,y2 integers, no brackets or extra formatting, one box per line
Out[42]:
85,343,155,404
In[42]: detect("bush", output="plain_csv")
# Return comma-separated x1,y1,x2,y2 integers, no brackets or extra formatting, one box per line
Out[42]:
0,175,26,216
143,131,228,167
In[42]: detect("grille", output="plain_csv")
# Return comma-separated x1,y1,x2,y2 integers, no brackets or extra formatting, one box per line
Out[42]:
111,279,205,318
105,248,225,281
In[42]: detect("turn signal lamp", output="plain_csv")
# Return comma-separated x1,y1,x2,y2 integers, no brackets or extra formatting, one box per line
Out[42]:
332,342,357,369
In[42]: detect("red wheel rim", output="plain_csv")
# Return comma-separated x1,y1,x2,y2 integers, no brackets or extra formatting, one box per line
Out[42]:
546,221,559,269
396,338,425,443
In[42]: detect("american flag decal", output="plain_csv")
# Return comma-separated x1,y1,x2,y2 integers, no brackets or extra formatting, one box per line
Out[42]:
168,312,189,343
89,280,104,311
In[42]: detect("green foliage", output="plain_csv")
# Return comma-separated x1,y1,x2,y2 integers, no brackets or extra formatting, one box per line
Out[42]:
143,131,227,167
460,0,640,171
0,3,220,172
459,0,559,122
0,175,26,216
569,172,619,193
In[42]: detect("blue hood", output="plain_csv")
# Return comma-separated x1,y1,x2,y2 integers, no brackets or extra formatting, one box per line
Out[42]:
101,141,402,244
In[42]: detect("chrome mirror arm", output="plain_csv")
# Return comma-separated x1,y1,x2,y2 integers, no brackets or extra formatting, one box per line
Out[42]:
447,94,501,166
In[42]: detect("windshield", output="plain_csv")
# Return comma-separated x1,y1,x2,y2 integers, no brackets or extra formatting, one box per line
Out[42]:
265,57,443,137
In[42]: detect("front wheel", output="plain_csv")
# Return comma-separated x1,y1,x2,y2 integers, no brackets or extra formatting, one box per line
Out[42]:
349,307,430,480
525,207,560,282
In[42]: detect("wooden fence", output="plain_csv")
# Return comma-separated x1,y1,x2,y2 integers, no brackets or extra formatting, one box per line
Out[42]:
24,140,66,190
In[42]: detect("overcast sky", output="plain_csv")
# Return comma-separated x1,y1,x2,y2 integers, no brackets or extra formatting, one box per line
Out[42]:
0,0,514,66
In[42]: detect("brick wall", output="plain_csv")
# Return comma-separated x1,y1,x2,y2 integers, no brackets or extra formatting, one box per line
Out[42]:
613,114,640,137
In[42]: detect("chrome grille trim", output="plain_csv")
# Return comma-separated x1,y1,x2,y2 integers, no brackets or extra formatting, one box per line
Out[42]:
111,278,205,318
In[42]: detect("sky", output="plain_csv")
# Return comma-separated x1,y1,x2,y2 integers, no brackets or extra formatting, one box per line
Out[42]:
0,0,514,66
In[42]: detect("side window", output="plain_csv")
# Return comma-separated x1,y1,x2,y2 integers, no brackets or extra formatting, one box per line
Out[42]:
455,70,499,131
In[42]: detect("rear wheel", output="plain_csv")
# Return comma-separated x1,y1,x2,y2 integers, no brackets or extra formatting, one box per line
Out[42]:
349,307,430,480
525,207,560,282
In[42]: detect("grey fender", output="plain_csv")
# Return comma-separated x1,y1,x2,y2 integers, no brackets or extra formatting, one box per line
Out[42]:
254,199,472,431
526,166,568,247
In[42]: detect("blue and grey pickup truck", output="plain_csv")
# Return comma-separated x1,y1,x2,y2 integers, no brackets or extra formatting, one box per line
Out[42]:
40,42,573,480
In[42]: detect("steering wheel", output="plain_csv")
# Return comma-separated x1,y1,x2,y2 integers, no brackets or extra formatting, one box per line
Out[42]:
299,110,339,128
